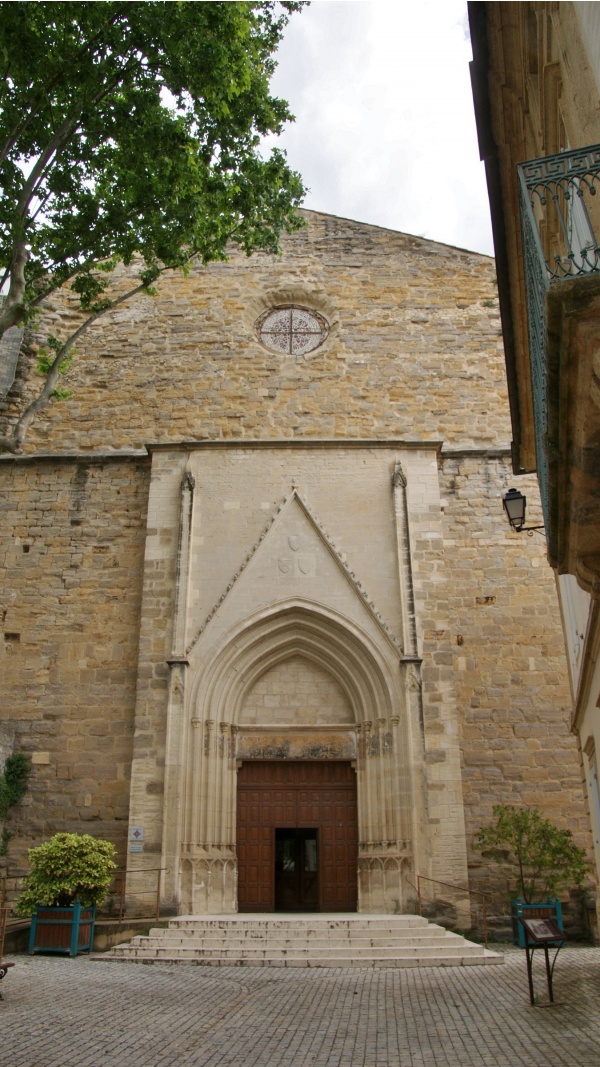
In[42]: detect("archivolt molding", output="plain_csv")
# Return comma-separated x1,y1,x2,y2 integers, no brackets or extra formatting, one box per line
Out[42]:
185,487,402,658
242,283,340,334
189,600,400,730
177,600,413,905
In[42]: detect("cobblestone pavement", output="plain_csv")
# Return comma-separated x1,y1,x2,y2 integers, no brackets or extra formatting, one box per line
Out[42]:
2,947,600,1066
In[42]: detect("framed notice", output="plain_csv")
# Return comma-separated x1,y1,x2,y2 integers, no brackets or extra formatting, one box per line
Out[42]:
521,918,563,943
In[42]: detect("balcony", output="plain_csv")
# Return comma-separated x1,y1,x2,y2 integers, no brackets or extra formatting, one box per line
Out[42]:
518,145,600,590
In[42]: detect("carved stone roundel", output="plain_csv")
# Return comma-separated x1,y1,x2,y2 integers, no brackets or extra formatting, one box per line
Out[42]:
256,306,329,355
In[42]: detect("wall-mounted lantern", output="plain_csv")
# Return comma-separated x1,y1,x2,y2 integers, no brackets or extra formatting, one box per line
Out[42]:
502,488,545,533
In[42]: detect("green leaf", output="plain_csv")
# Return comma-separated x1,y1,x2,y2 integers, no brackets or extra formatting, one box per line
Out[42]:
476,805,589,903
0,753,31,819
14,832,117,914
0,1,307,327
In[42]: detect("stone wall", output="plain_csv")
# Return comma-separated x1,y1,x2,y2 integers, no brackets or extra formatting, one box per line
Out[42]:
240,656,354,726
441,453,589,911
0,456,150,878
2,212,507,453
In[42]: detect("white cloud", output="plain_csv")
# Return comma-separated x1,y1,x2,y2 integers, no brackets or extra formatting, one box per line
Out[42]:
263,0,493,254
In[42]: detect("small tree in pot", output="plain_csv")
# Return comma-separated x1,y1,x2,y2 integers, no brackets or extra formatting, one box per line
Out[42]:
476,805,588,944
15,832,116,955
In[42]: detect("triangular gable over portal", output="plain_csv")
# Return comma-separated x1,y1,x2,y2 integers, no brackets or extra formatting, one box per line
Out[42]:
186,488,402,659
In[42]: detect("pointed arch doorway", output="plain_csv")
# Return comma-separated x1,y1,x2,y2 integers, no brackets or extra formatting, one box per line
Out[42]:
177,602,410,915
237,760,358,912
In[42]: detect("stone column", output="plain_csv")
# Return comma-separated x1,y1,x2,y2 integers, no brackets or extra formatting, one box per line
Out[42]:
126,451,186,914
161,469,195,908
392,461,429,901
395,452,470,926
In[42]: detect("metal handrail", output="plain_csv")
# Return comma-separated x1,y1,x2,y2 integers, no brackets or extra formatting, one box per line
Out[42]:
517,143,600,535
408,874,488,948
0,906,7,959
109,866,169,922
518,145,600,281
1,866,169,923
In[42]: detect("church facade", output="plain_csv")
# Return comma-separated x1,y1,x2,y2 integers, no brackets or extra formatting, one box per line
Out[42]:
0,212,591,921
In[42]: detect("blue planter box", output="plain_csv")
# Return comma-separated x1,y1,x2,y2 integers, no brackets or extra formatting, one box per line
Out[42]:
511,898,564,947
28,901,96,956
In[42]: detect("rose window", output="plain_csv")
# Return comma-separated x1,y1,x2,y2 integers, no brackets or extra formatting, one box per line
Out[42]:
257,306,329,355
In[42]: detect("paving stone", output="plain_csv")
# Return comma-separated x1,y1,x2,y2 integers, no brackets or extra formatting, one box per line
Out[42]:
2,947,600,1066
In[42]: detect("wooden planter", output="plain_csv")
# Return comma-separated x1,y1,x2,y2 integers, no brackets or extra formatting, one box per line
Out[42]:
28,901,96,956
511,898,564,947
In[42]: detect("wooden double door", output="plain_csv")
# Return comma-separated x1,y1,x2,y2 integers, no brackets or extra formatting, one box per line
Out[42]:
237,761,358,912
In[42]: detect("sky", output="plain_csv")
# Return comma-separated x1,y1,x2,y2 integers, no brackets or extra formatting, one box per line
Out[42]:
262,0,494,255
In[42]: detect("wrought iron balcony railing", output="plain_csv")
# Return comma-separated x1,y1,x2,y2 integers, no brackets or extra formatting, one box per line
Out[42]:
517,145,600,530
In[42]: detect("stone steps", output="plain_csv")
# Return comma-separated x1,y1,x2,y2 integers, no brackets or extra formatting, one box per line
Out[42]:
166,917,426,935
132,936,469,951
109,945,480,960
94,914,503,969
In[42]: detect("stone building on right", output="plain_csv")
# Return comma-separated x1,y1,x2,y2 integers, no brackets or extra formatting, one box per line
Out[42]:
469,1,600,907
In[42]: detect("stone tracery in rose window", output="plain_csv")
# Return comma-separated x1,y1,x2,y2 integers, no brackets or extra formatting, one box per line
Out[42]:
256,306,329,355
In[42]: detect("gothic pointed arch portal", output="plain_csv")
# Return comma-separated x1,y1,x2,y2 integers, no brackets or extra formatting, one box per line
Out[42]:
172,601,415,914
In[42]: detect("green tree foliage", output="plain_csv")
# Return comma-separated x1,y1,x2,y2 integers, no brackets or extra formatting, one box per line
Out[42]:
0,1,306,451
476,805,588,903
0,752,31,853
14,832,117,914
0,752,31,819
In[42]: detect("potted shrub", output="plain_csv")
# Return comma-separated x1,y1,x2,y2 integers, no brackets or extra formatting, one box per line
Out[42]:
476,805,588,945
15,832,116,956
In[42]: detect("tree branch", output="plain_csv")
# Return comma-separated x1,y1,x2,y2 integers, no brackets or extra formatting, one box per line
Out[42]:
14,54,143,229
0,3,137,169
0,240,29,335
0,54,145,342
0,278,152,455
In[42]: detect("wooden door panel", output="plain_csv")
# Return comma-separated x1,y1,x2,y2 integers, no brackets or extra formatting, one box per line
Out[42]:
270,790,296,824
237,761,358,912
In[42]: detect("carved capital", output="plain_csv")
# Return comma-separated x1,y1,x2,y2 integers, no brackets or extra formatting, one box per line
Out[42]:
203,719,214,755
392,461,407,489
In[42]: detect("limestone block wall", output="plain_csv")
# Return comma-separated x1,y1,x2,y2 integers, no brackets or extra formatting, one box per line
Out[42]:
0,723,14,769
0,456,150,879
401,448,471,898
2,211,507,454
439,452,592,906
125,449,185,889
240,656,354,725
